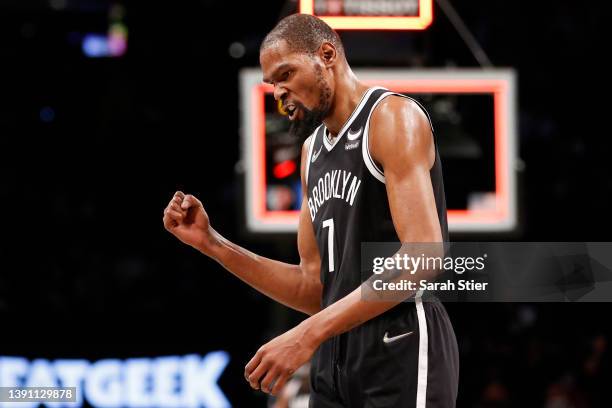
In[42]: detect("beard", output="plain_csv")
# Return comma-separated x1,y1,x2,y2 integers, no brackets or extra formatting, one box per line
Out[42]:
289,66,332,141
288,102,327,141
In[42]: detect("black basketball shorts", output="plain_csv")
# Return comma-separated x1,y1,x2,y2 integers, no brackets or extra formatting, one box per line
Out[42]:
309,298,459,408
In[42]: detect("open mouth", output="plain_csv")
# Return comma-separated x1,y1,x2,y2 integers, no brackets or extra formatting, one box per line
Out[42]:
285,103,299,121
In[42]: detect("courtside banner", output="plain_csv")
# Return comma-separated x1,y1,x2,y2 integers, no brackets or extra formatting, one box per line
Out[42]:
0,353,231,408
360,243,612,302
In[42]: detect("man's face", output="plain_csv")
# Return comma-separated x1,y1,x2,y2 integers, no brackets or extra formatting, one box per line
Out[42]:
260,40,333,140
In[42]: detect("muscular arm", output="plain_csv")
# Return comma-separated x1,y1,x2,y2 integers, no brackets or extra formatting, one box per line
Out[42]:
207,137,321,315
164,137,322,315
304,95,443,341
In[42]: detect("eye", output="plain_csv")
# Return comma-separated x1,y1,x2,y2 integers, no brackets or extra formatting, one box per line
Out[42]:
280,70,291,81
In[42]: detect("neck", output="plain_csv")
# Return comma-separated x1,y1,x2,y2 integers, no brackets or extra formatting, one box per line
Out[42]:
323,66,369,138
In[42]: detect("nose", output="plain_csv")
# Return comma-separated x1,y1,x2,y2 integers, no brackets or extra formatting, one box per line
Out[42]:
273,84,287,102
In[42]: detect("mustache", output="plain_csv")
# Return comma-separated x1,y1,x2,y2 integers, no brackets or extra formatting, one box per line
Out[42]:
282,99,305,113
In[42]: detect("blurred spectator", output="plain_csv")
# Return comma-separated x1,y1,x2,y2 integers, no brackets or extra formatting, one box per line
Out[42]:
270,364,311,408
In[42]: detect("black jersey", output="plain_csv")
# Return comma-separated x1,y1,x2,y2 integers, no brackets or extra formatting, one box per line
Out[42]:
305,86,448,308
304,87,458,407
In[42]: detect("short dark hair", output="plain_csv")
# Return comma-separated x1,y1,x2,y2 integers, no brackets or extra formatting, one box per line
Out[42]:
261,14,344,56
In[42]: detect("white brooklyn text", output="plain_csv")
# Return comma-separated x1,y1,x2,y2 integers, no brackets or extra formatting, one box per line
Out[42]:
308,170,361,221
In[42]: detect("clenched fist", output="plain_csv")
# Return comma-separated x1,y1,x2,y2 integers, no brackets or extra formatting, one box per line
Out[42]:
163,191,218,254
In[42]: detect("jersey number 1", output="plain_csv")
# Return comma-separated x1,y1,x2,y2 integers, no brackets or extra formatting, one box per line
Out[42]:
322,218,335,272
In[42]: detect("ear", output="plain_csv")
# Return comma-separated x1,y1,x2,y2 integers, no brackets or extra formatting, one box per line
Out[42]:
318,42,337,67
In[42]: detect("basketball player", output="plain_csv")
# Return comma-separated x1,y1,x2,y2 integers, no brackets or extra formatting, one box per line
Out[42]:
163,14,458,407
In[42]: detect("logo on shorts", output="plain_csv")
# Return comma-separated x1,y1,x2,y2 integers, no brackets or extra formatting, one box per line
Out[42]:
383,331,414,344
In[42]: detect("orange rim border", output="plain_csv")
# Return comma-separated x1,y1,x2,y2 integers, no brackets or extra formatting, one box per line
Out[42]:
247,73,516,232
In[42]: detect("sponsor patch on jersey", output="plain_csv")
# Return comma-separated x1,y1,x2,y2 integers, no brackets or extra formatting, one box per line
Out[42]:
345,140,361,150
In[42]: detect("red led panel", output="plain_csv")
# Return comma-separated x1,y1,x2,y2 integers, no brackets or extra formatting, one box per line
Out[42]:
299,0,433,30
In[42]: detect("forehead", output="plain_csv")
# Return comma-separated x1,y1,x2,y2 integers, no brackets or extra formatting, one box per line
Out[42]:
260,41,312,78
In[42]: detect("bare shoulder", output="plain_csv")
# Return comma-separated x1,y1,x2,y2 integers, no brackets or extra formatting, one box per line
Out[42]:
300,134,314,173
301,134,313,157
300,134,315,190
371,95,431,146
369,95,434,169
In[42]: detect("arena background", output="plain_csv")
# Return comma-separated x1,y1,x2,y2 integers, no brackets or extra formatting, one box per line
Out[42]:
0,0,610,407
